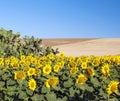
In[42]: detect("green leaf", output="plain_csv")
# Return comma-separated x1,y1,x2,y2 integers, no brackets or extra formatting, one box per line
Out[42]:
52,86,61,91
19,91,27,99
4,95,13,101
46,93,57,101
109,98,118,101
26,89,33,96
75,83,86,91
62,97,67,101
85,84,94,92
41,86,50,94
57,98,63,101
99,89,107,99
0,70,4,76
32,94,44,101
7,79,16,86
63,79,73,88
69,87,74,96
2,74,9,81
91,77,100,87
62,74,69,80
57,97,67,101
0,81,5,88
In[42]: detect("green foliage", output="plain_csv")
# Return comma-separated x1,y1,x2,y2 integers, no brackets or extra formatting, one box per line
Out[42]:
0,28,59,57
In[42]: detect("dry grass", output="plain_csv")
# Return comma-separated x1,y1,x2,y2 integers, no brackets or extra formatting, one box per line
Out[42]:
42,38,97,46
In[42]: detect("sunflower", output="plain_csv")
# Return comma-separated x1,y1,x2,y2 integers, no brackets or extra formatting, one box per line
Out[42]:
53,64,60,73
47,53,55,60
35,69,41,76
20,55,26,60
23,66,29,72
68,56,75,61
27,68,36,76
81,62,87,69
60,52,65,57
85,67,95,77
68,61,76,68
20,60,26,66
76,74,87,84
28,79,36,91
14,71,26,80
101,64,110,77
43,65,51,75
45,77,59,88
76,58,82,65
106,81,119,95
0,58,5,66
5,58,10,65
92,59,100,67
70,67,78,74
11,62,19,68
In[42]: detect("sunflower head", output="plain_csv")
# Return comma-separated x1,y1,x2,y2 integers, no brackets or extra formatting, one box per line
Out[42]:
81,62,87,69
14,71,26,80
68,61,76,68
45,77,59,88
43,65,51,75
11,62,19,68
53,64,60,73
106,81,119,95
70,67,78,74
27,68,36,76
101,64,110,77
60,52,65,57
76,74,87,84
92,59,100,67
85,67,95,77
28,79,36,91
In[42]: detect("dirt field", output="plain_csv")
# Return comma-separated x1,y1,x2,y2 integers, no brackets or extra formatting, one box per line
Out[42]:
42,38,120,56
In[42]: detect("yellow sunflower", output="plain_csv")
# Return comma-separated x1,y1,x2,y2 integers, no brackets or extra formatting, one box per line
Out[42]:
92,59,100,67
20,60,26,66
23,66,29,72
85,67,95,77
60,52,65,57
35,69,41,76
20,55,26,60
70,67,78,74
47,53,55,60
53,64,60,73
45,77,59,88
106,81,119,95
5,58,10,65
14,71,26,80
43,65,51,75
27,68,36,76
76,74,87,84
28,79,36,91
68,61,76,68
81,62,87,69
11,62,19,68
101,64,110,77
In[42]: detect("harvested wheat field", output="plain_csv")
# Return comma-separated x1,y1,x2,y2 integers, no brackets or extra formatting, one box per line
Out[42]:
42,38,120,56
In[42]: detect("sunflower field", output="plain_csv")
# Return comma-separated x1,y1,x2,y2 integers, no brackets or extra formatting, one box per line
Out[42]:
0,53,120,101
0,28,120,101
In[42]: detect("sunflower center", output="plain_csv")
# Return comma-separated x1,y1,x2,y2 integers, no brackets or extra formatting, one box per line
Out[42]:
45,68,49,72
30,70,33,74
111,84,117,92
104,66,109,71
31,82,35,88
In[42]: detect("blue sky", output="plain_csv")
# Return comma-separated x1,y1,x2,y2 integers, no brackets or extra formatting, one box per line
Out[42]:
0,0,120,38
